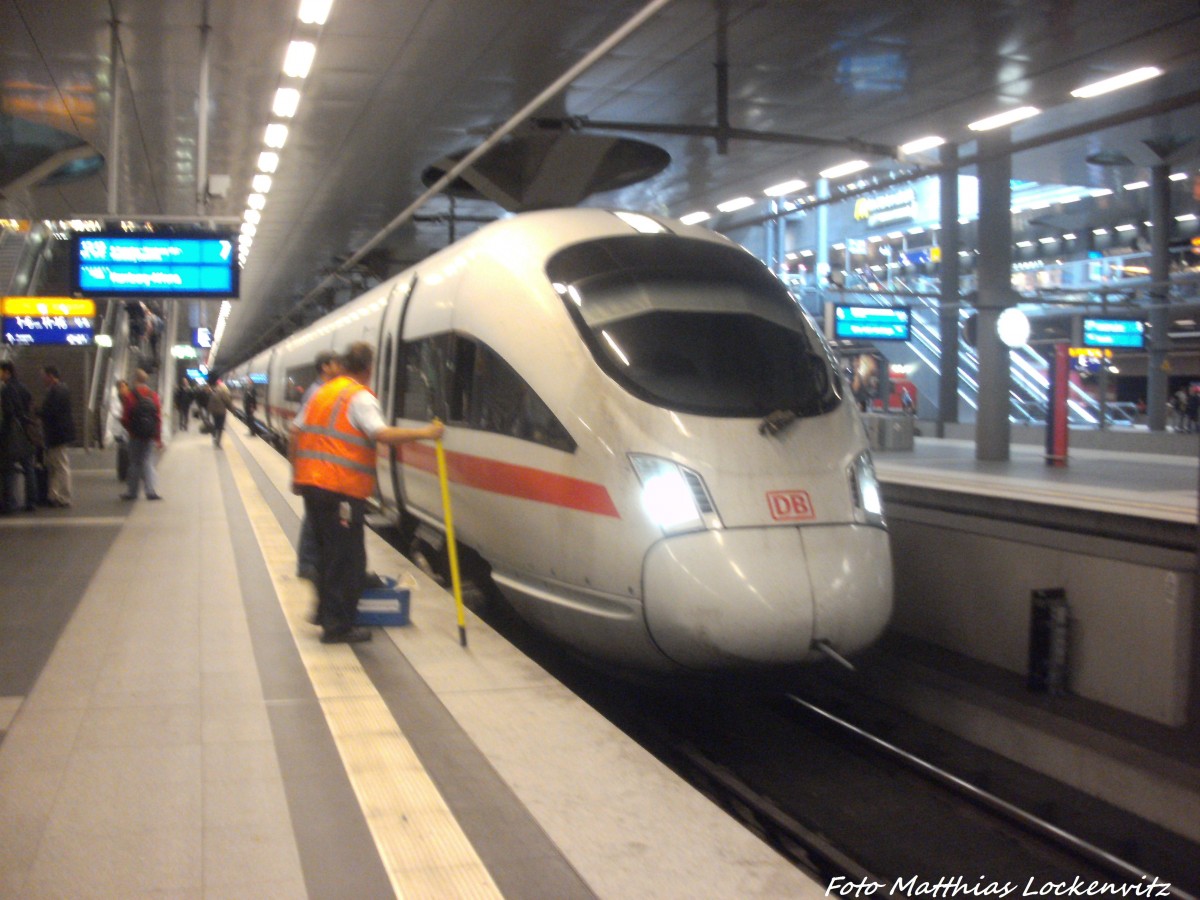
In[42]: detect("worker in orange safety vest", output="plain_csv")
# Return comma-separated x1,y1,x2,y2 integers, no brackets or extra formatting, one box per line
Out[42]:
291,340,443,643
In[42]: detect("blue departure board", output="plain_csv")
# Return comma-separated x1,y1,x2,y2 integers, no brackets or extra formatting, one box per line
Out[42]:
3,315,94,346
71,234,238,298
1082,318,1144,349
834,304,911,341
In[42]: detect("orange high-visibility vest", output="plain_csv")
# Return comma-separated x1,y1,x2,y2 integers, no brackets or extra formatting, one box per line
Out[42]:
293,376,377,499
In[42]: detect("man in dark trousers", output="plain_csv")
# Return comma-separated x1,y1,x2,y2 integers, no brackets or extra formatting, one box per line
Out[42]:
39,364,76,507
173,378,193,432
0,360,38,513
293,350,342,580
244,385,258,436
291,342,442,643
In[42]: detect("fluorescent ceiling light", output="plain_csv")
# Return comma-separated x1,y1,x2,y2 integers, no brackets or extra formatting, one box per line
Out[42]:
1169,172,1187,181
819,159,869,179
258,151,280,173
265,123,289,149
298,0,333,24
1177,213,1197,222
273,88,301,118
240,222,257,237
907,226,924,235
1115,223,1135,231
967,106,1040,131
679,211,710,225
1063,233,1077,240
1038,237,1056,244
1070,66,1162,99
716,196,754,212
1123,181,1148,191
244,209,261,225
899,135,945,155
1090,188,1113,197
763,178,807,197
247,193,266,210
283,41,316,78
1092,228,1108,235
1016,240,1034,248
252,174,272,193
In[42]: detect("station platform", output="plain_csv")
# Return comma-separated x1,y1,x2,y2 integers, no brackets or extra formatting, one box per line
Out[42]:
0,427,819,899
872,431,1199,525
865,431,1200,848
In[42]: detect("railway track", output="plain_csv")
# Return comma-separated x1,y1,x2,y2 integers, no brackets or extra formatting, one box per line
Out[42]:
375,526,1199,897
643,684,1198,897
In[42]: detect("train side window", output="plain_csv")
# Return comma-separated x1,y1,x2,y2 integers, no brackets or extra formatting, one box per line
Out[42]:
401,334,452,421
448,336,475,424
469,342,576,453
285,363,317,404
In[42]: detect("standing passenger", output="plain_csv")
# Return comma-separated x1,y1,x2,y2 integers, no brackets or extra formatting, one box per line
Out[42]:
174,378,193,431
291,342,442,643
244,385,258,436
207,378,234,448
39,365,76,507
0,361,38,513
120,369,163,501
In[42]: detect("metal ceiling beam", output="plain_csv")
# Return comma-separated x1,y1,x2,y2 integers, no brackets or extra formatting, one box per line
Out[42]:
727,87,1200,230
537,116,896,159
233,0,679,363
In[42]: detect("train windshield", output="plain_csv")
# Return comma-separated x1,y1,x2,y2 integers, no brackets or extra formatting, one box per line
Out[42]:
546,235,841,418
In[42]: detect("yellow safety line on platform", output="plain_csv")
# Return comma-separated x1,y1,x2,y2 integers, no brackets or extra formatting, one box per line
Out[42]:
223,440,501,900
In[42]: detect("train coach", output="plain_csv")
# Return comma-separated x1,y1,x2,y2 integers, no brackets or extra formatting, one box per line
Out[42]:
224,208,893,671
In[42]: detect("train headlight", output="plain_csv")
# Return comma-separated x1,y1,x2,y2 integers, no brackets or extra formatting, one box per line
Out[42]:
848,451,886,528
629,454,718,534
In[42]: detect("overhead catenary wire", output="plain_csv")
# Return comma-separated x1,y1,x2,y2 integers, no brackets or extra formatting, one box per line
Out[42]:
237,0,678,362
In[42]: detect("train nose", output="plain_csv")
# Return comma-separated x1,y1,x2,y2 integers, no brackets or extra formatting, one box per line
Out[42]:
642,526,892,669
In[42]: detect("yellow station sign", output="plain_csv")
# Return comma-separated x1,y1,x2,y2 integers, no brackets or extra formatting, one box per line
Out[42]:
2,297,96,317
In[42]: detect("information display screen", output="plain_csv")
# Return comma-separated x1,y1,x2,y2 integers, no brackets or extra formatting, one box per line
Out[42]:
3,315,94,346
1082,318,1144,349
71,233,238,298
834,304,912,341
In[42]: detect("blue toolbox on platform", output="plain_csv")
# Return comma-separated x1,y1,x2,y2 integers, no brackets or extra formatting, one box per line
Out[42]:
355,576,411,626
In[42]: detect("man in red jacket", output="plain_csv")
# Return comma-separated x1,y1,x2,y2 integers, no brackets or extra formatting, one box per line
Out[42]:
120,368,163,501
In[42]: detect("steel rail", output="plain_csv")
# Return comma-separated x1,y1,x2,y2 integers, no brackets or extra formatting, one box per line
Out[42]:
788,694,1195,900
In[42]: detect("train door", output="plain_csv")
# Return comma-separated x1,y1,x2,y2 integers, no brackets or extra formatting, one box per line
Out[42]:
374,277,415,514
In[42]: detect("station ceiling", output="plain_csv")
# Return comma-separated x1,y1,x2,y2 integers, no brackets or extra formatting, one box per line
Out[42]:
3,0,1200,365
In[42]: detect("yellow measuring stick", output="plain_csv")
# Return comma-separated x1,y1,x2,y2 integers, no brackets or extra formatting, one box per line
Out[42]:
433,429,467,647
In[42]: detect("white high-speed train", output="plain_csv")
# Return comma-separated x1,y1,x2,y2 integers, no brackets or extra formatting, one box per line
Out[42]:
225,208,892,672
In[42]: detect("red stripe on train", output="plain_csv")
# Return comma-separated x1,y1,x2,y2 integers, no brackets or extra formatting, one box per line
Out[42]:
399,443,620,518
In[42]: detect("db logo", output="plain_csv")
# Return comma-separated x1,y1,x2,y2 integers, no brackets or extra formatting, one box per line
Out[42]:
767,490,815,521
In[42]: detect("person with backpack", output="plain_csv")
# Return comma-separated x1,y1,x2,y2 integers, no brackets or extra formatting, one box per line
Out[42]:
119,368,163,501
